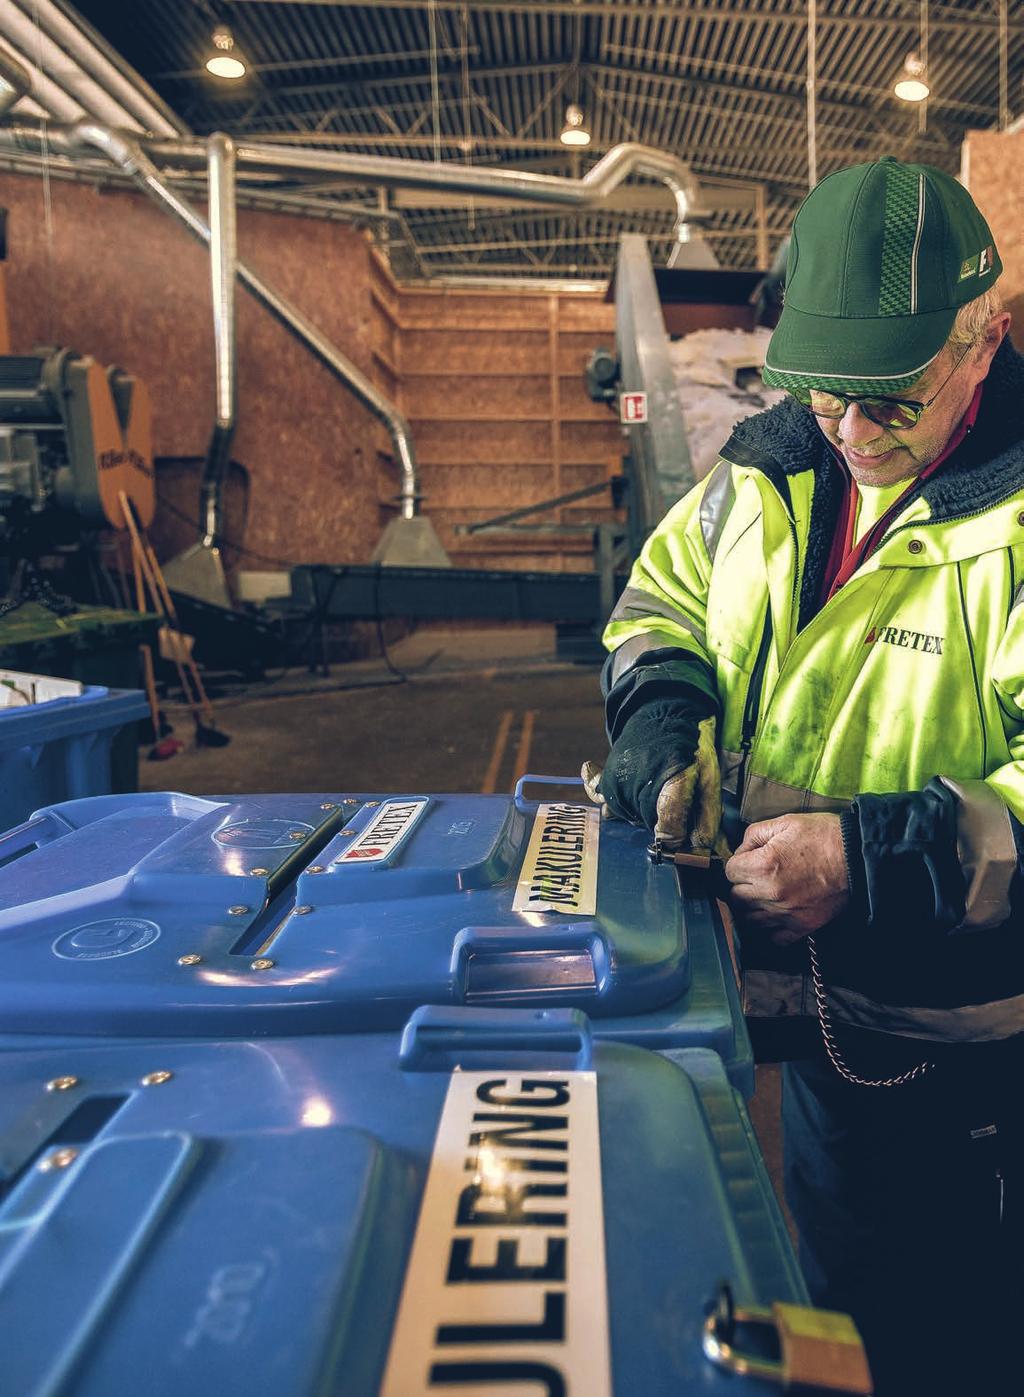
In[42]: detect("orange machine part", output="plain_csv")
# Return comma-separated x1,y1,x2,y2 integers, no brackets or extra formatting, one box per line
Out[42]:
88,361,155,530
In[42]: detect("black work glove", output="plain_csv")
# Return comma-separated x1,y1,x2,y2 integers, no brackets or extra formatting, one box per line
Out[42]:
582,699,725,850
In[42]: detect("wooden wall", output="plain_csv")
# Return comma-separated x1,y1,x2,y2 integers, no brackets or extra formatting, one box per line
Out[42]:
0,170,622,577
390,278,620,571
962,128,1024,331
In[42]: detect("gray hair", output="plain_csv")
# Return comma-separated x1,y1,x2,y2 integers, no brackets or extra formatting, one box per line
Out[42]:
947,285,1005,347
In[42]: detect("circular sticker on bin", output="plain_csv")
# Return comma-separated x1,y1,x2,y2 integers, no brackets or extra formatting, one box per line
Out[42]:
53,918,161,961
213,819,315,850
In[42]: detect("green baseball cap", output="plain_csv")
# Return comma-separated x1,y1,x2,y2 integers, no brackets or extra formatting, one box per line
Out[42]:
763,156,1002,394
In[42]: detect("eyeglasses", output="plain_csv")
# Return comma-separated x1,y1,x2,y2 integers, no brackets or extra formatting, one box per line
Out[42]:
788,344,971,430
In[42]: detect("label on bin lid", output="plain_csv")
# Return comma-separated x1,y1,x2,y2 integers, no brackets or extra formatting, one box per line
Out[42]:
336,799,427,864
512,803,600,916
380,1069,611,1397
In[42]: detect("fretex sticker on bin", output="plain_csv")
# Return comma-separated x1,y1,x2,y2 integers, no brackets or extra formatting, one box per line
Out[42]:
336,798,427,863
512,802,600,915
381,1069,611,1397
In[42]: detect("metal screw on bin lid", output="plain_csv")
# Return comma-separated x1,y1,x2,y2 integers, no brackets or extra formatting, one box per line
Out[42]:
251,958,275,971
343,798,358,805
39,1147,78,1172
341,828,356,837
294,905,313,915
306,865,326,874
141,1070,173,1087
46,1075,79,1092
320,802,336,810
364,801,380,808
288,831,306,841
178,953,202,966
228,905,249,916
249,867,270,877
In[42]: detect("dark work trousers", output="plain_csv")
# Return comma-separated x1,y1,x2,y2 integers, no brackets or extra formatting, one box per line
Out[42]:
783,1049,1024,1397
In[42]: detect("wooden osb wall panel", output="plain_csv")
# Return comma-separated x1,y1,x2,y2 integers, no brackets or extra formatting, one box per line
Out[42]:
0,171,383,568
962,130,1024,331
402,327,548,372
394,285,621,571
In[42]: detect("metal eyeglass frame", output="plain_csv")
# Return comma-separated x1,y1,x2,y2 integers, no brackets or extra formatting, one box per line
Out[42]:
790,343,972,429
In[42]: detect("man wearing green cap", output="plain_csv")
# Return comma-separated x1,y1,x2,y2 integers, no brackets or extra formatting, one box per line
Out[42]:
588,156,1023,1391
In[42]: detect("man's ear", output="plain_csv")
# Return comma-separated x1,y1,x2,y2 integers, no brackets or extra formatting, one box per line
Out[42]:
983,310,1011,358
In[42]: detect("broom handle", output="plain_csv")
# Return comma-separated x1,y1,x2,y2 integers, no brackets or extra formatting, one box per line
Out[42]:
139,533,217,725
120,493,207,725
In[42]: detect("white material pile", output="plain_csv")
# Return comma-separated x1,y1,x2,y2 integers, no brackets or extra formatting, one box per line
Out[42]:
667,327,786,481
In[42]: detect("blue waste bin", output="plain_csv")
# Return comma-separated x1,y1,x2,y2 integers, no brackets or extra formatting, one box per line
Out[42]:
0,684,148,831
0,777,752,1092
0,1008,805,1396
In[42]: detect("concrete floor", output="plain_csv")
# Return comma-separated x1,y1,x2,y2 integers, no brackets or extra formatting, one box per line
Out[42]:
142,623,788,1228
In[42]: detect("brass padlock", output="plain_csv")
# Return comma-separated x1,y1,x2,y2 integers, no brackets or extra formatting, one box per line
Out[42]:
703,1284,874,1393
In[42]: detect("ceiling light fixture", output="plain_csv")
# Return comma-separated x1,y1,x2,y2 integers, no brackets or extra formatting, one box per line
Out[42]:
206,25,246,80
894,51,929,102
560,103,591,146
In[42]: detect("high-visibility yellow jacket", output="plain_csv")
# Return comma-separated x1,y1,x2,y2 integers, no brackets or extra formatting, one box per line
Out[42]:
604,341,1024,1046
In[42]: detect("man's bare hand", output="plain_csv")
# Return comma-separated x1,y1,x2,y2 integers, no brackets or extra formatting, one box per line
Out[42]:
724,813,850,944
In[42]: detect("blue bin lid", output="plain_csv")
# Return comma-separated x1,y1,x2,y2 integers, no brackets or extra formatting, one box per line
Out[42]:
0,1008,806,1395
0,787,704,1039
0,783,744,1077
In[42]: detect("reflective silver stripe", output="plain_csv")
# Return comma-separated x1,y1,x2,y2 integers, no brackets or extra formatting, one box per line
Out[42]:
742,969,813,1018
609,585,707,647
910,172,925,313
720,748,743,795
827,983,1024,1044
699,460,735,563
938,776,1016,930
739,772,850,823
607,629,684,686
1011,581,1024,613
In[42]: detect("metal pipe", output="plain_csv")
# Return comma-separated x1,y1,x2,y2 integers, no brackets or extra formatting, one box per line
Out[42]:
9,0,181,135
66,120,421,521
0,1,135,128
0,45,29,117
3,118,705,242
203,132,237,548
140,135,705,240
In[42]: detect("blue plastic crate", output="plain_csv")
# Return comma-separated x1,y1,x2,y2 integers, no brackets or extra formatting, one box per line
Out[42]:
0,684,148,830
0,1008,805,1396
0,777,752,1092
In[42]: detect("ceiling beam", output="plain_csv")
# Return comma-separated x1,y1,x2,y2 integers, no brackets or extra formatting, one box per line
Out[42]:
219,56,972,144
231,0,1024,36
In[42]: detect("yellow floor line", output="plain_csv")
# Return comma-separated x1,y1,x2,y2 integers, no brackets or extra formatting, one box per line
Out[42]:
511,709,537,789
480,709,515,794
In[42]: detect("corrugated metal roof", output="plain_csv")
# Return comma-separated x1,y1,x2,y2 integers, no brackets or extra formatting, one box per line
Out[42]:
69,0,1024,278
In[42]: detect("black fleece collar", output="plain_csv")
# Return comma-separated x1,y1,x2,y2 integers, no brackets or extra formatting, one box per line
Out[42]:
724,337,1024,519
721,338,1024,629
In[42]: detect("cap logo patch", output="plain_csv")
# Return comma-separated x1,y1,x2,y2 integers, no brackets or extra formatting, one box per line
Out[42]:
959,254,979,281
979,245,994,275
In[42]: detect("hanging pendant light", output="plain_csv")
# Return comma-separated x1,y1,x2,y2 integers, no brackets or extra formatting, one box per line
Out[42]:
560,103,591,146
894,51,930,102
206,25,247,80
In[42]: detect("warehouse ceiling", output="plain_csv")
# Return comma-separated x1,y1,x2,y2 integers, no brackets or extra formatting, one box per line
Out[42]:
42,1,1024,278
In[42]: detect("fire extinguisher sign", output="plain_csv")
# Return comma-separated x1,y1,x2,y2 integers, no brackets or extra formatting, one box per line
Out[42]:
619,391,648,424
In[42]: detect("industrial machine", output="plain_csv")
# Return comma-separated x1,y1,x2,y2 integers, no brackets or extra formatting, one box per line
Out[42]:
0,347,154,569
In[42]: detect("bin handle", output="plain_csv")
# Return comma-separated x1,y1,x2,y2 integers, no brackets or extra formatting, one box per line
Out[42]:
0,812,71,869
513,773,584,808
400,1005,593,1072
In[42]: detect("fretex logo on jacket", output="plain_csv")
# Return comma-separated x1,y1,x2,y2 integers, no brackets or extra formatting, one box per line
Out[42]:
864,623,945,655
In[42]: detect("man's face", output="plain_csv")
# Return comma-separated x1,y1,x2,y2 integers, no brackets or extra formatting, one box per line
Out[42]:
814,317,1008,486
